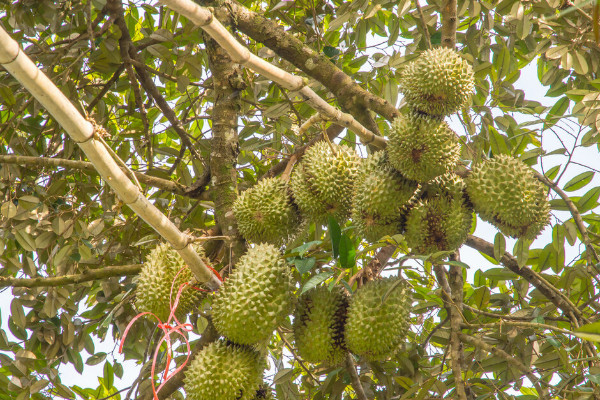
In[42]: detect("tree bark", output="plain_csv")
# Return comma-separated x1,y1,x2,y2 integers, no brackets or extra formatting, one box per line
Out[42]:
204,31,246,266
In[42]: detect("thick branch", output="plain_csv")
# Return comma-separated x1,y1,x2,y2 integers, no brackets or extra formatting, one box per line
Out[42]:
0,264,141,288
217,0,399,124
465,235,584,323
345,353,368,400
535,171,600,264
433,264,467,400
204,32,246,265
441,0,458,48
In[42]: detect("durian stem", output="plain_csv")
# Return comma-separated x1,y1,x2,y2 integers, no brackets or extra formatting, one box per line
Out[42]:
534,171,600,266
344,352,369,400
0,264,142,288
459,333,551,400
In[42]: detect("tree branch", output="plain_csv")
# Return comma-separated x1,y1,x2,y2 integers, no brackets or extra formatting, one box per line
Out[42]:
158,0,386,147
465,235,585,323
204,30,246,266
107,0,203,162
433,264,467,400
415,0,433,50
459,333,550,399
0,155,211,199
0,264,142,288
345,353,368,400
441,0,458,48
534,171,600,265
214,0,399,124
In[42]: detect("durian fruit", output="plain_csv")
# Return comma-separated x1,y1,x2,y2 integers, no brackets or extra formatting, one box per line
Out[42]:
387,114,461,183
404,197,472,255
466,155,550,240
345,277,412,360
399,47,475,116
134,243,204,321
290,141,359,223
184,341,264,400
293,286,349,365
351,151,419,242
211,243,295,345
233,177,300,245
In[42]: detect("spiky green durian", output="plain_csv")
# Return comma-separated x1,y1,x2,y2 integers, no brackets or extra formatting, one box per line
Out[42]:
399,47,475,116
387,115,461,182
134,243,204,321
184,341,264,400
293,286,349,365
233,177,300,245
352,151,419,242
404,194,473,255
466,155,550,240
345,277,412,360
290,141,359,223
211,244,294,345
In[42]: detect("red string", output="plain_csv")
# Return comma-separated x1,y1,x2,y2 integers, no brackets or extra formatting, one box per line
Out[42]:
120,264,220,400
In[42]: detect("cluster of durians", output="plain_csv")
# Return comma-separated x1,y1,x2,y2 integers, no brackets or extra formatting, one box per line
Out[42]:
134,243,412,399
234,47,550,256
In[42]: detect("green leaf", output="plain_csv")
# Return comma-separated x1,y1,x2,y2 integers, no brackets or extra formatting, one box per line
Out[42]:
104,361,114,389
300,271,334,294
578,186,600,213
293,257,316,275
563,171,594,192
444,260,470,269
328,216,341,259
430,31,442,45
545,97,570,128
493,232,506,261
289,240,321,257
323,46,340,59
470,286,491,309
514,239,531,268
489,126,511,155
86,352,107,366
544,165,561,180
338,234,356,269
574,322,600,342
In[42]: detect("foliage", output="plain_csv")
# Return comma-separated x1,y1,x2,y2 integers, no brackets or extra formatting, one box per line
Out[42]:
1,0,600,399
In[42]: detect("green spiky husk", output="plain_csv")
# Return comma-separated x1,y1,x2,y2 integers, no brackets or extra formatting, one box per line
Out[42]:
345,277,412,360
466,155,550,240
352,151,418,242
290,142,359,223
211,244,295,345
387,115,461,183
134,243,204,321
404,195,473,255
233,177,300,245
399,47,474,116
184,341,264,400
293,286,349,365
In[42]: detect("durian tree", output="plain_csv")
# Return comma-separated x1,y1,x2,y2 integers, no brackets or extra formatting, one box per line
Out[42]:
2,0,600,399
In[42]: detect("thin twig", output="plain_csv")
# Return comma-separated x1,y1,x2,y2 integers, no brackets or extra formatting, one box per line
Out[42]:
0,264,142,288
